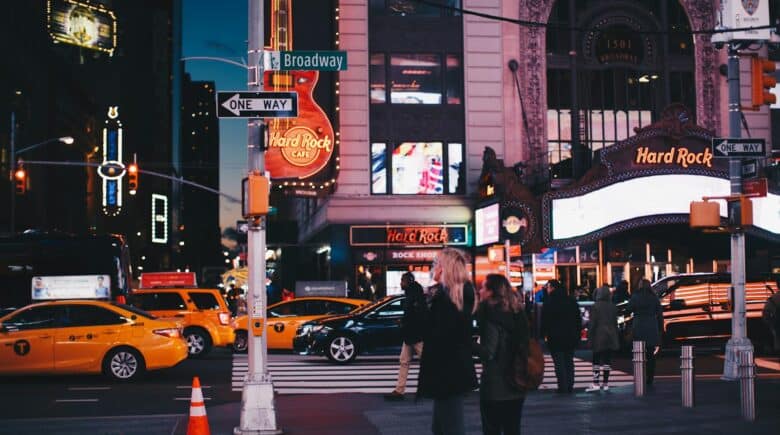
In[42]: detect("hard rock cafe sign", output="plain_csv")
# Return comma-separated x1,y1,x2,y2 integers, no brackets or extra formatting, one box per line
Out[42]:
268,126,333,168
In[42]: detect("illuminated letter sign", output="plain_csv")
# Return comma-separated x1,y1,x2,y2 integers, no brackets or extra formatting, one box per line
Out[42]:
634,146,713,168
100,106,125,216
151,194,168,244
47,0,117,56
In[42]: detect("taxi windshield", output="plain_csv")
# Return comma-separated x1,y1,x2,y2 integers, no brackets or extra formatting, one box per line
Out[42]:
350,296,397,316
111,302,157,320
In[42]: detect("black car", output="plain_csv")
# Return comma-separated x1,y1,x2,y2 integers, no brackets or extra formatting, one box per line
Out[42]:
616,273,776,350
293,295,405,363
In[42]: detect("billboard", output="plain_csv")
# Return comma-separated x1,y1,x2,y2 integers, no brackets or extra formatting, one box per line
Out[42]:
475,203,500,246
47,0,117,55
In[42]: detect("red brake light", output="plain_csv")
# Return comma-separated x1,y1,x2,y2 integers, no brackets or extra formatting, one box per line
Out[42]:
154,328,180,338
219,312,230,325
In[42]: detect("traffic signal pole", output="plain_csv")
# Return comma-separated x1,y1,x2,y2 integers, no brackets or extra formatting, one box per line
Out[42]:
235,0,280,433
722,42,752,381
9,111,15,233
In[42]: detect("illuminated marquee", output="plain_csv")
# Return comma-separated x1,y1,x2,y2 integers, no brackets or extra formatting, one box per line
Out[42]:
47,0,117,56
100,106,125,216
634,146,713,168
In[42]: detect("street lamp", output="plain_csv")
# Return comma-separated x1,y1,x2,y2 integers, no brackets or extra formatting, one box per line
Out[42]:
8,118,76,233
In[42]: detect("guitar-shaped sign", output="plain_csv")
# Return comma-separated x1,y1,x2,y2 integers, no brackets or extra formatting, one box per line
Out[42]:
265,0,335,180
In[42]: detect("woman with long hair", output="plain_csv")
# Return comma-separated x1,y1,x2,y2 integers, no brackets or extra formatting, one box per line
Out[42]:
477,274,529,435
417,247,477,435
626,278,663,385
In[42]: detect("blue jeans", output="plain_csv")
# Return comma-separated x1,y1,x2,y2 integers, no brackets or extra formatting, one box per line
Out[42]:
551,351,574,393
432,394,466,435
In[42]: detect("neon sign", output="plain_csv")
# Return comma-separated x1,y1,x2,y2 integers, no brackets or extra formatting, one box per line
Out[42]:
151,194,168,244
100,106,125,216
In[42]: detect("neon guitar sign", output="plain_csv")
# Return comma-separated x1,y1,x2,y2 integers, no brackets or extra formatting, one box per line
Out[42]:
265,0,335,180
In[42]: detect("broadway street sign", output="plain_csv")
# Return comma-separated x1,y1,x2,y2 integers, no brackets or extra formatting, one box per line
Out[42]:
216,91,298,118
711,138,766,158
263,50,347,71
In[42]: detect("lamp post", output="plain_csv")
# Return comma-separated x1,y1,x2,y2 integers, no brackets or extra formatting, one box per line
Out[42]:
7,112,75,233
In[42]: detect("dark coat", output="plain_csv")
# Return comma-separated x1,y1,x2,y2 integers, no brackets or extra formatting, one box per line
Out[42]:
589,286,620,353
417,282,477,399
400,281,426,345
626,291,663,348
540,289,582,352
476,302,528,401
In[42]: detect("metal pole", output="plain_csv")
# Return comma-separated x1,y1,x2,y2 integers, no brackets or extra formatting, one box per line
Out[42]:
681,345,695,408
633,340,645,397
504,239,511,282
236,0,280,433
738,349,755,421
9,111,15,234
722,42,753,380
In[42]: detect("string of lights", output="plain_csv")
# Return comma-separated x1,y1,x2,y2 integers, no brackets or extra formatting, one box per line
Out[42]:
410,0,777,36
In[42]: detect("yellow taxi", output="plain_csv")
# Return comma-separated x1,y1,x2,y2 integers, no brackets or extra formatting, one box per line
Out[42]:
129,288,234,357
0,300,188,381
232,297,371,352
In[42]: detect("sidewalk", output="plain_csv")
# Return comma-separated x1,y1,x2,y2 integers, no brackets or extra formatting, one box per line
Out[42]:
201,378,780,435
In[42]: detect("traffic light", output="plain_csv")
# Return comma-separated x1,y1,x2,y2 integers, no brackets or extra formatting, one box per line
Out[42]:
127,163,138,195
751,57,777,108
13,166,26,195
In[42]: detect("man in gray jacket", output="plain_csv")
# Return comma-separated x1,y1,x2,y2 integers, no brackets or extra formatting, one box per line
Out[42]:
586,285,620,392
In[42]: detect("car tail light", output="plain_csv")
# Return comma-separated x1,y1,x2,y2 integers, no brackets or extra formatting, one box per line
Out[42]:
219,312,231,325
154,328,180,338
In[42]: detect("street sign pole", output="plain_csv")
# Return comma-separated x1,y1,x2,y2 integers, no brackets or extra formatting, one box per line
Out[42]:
236,0,280,433
722,42,752,381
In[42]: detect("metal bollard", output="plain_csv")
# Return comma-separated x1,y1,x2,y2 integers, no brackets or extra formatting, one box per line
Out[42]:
681,345,695,408
632,340,645,397
738,349,755,421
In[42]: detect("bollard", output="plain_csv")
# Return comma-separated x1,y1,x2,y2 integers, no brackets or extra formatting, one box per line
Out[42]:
632,340,645,397
681,345,695,408
738,349,755,421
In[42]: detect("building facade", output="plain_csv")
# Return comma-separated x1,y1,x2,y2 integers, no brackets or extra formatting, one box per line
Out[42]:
294,0,778,297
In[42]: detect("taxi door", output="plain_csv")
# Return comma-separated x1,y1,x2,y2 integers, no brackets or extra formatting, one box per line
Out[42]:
54,305,126,371
0,306,59,374
266,300,308,349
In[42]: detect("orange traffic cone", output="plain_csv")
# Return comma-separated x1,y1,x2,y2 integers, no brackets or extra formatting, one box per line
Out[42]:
186,376,210,435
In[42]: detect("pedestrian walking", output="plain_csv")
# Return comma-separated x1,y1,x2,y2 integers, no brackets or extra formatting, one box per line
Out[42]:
540,280,582,393
476,274,529,435
612,280,630,305
761,280,780,354
626,278,663,385
385,272,427,400
417,247,477,435
586,285,620,392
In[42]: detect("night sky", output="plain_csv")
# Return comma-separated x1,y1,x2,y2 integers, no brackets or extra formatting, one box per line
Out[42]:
183,0,249,230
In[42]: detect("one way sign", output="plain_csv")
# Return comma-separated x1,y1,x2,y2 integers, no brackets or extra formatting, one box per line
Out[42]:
711,138,766,158
216,91,298,118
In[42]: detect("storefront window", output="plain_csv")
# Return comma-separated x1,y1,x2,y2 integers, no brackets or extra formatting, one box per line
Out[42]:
371,143,387,194
370,0,461,17
445,55,463,104
372,142,464,195
447,143,464,194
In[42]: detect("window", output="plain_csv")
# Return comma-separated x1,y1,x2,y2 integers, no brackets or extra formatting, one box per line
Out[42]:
189,292,220,310
370,53,463,105
370,0,461,17
372,142,464,195
5,306,62,330
374,299,404,317
63,305,126,327
269,301,304,317
324,302,358,315
132,292,186,311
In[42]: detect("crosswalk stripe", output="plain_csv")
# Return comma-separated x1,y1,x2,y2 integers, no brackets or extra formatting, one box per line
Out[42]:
230,354,633,395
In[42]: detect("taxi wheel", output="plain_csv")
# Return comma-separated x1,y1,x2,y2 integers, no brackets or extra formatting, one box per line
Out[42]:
185,328,212,358
233,330,248,353
326,335,357,363
103,347,145,381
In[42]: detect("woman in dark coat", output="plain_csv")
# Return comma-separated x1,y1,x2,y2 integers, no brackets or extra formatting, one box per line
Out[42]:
417,248,477,435
587,285,620,392
476,274,529,435
626,278,663,385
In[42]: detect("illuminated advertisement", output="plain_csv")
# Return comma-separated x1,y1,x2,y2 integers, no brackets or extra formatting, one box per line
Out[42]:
47,0,117,55
151,194,168,244
475,203,500,246
31,275,111,301
392,142,444,194
99,107,125,216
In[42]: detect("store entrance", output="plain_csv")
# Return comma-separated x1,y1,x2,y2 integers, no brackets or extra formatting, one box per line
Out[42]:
556,265,577,293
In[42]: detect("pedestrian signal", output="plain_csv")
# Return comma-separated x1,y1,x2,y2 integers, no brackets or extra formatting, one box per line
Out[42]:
751,57,777,108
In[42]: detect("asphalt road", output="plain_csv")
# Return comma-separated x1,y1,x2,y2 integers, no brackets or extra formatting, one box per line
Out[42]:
0,347,778,422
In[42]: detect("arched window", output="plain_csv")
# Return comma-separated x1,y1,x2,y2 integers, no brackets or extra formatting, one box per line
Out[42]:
546,0,695,180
